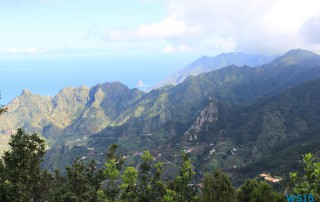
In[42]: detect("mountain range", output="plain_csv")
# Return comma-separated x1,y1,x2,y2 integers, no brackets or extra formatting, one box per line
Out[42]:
153,52,276,89
1,49,320,186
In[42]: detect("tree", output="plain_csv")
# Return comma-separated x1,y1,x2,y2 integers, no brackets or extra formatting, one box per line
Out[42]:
52,159,104,202
86,160,106,200
163,189,178,202
137,151,154,202
170,153,198,202
120,166,138,201
33,169,55,202
103,158,121,201
0,129,46,201
99,144,124,202
201,170,235,202
290,153,320,200
149,162,166,200
49,169,69,202
236,178,259,202
236,179,284,202
0,92,8,116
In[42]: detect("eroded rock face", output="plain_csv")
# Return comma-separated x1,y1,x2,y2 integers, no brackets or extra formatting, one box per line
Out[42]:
0,82,144,143
185,99,219,141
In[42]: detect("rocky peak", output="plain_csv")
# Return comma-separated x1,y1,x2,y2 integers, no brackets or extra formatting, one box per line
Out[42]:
185,99,219,141
97,81,128,90
21,88,32,95
269,49,320,66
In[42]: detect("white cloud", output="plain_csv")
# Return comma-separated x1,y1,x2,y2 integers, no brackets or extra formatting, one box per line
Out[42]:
105,15,199,41
161,44,193,53
137,16,197,39
103,0,320,54
212,37,237,52
5,47,46,54
171,0,320,54
162,45,175,53
300,16,320,44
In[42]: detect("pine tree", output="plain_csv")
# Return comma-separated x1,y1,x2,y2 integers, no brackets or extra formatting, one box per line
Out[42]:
163,189,178,202
33,169,55,201
120,166,138,201
201,170,235,202
0,129,46,201
235,178,259,202
137,151,154,202
52,159,104,201
170,153,198,202
99,144,124,201
149,162,166,200
236,179,285,202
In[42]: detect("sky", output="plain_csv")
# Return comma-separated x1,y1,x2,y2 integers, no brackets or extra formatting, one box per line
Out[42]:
1,0,320,104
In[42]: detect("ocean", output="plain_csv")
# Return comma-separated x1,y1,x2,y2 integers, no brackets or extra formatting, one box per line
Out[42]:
0,54,197,104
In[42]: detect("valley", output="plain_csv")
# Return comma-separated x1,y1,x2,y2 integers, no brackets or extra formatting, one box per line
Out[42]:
1,49,320,188
3,0,320,200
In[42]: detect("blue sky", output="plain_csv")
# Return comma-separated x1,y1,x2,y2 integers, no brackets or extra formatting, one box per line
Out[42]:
1,0,320,104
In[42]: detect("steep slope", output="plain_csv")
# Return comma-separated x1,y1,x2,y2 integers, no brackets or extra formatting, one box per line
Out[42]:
0,89,54,136
61,82,144,140
43,49,320,175
112,49,320,136
189,49,320,106
0,82,144,149
0,89,53,154
2,49,320,179
182,78,320,185
231,79,320,178
154,52,275,88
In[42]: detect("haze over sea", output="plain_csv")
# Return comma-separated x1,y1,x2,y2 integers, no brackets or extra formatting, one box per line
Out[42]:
1,0,320,105
0,54,198,105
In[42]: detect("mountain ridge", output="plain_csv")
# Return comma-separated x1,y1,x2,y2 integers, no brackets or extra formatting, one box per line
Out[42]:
1,49,320,185
0,81,144,150
153,51,276,89
39,49,320,175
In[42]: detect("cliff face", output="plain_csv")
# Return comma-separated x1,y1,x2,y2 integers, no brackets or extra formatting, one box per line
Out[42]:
185,99,219,141
2,49,320,180
0,82,144,149
50,85,90,127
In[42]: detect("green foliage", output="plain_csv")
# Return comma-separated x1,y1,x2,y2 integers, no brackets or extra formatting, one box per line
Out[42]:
0,128,46,201
163,189,178,202
236,179,285,202
99,144,124,202
102,158,120,201
169,153,198,202
104,159,120,181
120,166,138,201
236,179,259,202
33,169,55,201
106,144,125,170
52,159,104,202
290,153,320,200
201,170,235,202
149,162,166,200
0,137,291,201
137,151,154,202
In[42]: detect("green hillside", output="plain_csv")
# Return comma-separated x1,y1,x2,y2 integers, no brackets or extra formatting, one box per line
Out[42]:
1,49,320,187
